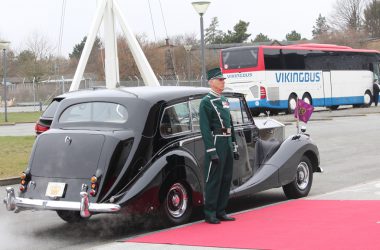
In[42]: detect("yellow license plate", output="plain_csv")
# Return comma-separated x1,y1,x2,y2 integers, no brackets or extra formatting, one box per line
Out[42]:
45,182,66,198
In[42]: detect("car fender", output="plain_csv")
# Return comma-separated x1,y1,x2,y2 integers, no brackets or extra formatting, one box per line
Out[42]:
267,134,320,186
117,149,202,207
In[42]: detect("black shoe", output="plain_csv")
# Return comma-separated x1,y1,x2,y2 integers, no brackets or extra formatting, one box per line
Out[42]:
217,214,236,221
205,217,221,224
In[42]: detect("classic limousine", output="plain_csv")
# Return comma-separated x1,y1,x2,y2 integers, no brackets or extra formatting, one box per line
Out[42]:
4,86,321,225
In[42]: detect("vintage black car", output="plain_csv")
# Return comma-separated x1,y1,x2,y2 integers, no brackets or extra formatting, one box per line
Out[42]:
4,86,321,225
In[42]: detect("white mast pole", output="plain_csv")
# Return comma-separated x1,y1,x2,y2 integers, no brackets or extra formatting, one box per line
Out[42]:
104,0,120,88
70,0,108,91
70,0,160,91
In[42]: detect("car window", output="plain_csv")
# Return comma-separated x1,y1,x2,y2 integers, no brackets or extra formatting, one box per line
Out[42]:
59,102,128,124
189,99,201,131
160,102,191,136
229,97,250,125
43,99,63,118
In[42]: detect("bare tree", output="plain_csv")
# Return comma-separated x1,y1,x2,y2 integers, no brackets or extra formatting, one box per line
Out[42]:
25,32,54,61
329,0,368,31
15,32,55,82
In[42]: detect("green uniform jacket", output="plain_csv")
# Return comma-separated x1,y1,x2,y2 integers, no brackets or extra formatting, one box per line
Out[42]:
199,90,236,157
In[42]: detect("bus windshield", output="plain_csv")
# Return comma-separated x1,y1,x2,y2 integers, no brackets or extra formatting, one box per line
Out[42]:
222,47,259,70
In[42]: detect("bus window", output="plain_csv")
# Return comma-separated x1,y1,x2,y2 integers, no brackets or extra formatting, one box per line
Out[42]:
282,50,306,70
263,49,284,70
222,47,258,70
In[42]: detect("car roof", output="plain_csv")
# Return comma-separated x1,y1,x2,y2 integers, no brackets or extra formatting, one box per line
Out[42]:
57,86,240,103
53,86,244,107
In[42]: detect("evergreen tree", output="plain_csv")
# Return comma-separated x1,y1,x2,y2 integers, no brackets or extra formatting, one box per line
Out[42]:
252,33,271,42
69,36,102,59
205,17,224,44
312,14,330,39
222,20,251,43
286,30,302,41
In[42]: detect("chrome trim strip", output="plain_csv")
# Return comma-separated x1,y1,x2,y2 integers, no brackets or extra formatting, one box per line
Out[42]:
4,187,120,215
179,135,202,146
206,161,212,183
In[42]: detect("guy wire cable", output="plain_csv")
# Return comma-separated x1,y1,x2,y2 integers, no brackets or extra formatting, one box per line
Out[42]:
147,0,157,42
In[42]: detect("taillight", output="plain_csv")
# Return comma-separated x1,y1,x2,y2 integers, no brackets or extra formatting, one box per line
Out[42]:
35,122,49,134
90,175,98,196
19,172,30,192
260,86,267,99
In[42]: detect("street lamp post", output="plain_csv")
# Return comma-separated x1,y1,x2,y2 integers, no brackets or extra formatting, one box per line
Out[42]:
192,1,210,87
0,41,10,122
184,45,193,85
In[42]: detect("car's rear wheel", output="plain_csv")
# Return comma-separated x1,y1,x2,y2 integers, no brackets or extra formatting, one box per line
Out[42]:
56,210,88,223
283,155,313,199
160,182,192,226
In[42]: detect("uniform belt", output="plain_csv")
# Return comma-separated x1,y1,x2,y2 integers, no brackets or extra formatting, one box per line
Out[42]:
213,128,231,135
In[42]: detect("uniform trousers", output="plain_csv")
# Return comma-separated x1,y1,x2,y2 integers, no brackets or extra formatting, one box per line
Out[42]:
204,135,233,219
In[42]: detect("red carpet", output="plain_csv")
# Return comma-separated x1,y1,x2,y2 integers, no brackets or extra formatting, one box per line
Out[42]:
127,200,380,250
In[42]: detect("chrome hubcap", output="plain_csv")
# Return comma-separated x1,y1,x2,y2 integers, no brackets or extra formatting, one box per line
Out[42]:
364,93,371,104
296,162,309,190
289,98,297,111
166,183,188,218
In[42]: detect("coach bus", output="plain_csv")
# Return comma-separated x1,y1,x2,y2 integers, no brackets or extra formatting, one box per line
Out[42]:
220,44,380,115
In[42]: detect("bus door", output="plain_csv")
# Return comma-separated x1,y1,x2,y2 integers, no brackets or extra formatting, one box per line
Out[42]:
322,71,333,106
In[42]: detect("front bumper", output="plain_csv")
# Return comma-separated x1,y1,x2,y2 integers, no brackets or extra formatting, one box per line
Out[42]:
3,187,120,217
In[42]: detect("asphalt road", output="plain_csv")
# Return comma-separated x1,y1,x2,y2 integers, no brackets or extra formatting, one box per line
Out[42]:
0,106,380,249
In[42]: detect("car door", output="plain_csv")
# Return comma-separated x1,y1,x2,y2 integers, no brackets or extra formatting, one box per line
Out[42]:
228,96,258,186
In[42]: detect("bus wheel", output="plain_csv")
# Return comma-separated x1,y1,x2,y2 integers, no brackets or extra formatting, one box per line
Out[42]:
270,110,279,115
328,105,339,110
302,93,312,105
363,90,373,107
287,94,297,114
250,109,261,117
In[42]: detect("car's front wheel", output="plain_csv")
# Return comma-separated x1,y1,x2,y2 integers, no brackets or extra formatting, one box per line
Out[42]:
160,182,192,226
283,155,313,199
56,210,88,223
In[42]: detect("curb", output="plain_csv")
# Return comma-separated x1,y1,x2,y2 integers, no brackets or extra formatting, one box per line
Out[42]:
0,123,16,126
0,177,19,186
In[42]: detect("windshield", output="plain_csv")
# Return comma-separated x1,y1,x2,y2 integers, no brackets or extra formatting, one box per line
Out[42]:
59,102,128,124
222,47,259,70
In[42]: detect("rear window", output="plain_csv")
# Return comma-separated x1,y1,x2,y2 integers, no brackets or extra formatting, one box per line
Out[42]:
43,99,63,118
222,47,258,70
59,102,128,124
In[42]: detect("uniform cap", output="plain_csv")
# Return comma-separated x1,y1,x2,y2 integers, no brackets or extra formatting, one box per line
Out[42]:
207,68,226,80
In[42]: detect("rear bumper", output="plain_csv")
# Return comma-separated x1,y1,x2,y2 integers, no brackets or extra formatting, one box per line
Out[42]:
3,187,120,217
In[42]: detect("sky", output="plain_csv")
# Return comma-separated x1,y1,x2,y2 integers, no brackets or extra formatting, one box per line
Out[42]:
0,0,336,57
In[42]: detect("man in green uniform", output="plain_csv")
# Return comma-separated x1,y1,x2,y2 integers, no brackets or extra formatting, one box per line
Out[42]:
199,67,239,224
